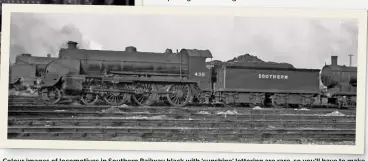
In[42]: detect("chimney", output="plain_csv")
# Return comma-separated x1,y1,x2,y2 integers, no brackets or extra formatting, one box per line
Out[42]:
67,41,78,49
331,56,338,66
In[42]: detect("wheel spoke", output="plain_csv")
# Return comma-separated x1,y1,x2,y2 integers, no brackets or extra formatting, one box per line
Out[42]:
166,84,191,107
103,84,129,106
132,83,156,106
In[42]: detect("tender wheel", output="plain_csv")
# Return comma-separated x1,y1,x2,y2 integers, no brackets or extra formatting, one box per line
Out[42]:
80,86,99,105
103,84,130,106
166,84,191,107
40,86,62,104
132,83,157,106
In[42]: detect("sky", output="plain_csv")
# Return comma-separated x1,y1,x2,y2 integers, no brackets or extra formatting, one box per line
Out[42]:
9,12,359,69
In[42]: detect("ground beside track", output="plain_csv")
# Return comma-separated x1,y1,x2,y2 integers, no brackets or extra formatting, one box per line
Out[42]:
7,95,356,144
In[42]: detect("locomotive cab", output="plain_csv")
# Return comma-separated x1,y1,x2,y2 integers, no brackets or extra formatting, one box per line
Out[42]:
179,49,213,92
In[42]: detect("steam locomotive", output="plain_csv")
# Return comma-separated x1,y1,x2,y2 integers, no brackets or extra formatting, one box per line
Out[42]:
9,41,357,108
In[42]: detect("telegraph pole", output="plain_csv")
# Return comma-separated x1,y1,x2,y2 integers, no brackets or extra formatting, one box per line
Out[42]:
348,54,353,67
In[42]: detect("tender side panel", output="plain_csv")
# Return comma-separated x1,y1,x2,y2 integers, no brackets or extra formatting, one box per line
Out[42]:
10,64,36,85
217,67,320,94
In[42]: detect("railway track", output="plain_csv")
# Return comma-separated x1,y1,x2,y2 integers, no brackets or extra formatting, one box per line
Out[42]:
8,110,356,121
8,126,355,143
8,110,355,119
8,95,357,111
8,96,356,120
7,110,356,143
8,117,355,129
7,95,356,144
8,104,356,115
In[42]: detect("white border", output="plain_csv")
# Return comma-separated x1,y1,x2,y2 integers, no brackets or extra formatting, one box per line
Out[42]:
135,0,143,6
0,4,366,154
141,0,368,10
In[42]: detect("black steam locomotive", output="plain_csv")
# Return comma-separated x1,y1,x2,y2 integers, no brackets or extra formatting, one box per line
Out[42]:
9,41,357,108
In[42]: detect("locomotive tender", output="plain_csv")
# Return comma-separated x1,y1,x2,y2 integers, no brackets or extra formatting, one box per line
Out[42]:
9,41,357,108
212,63,321,108
9,53,57,91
